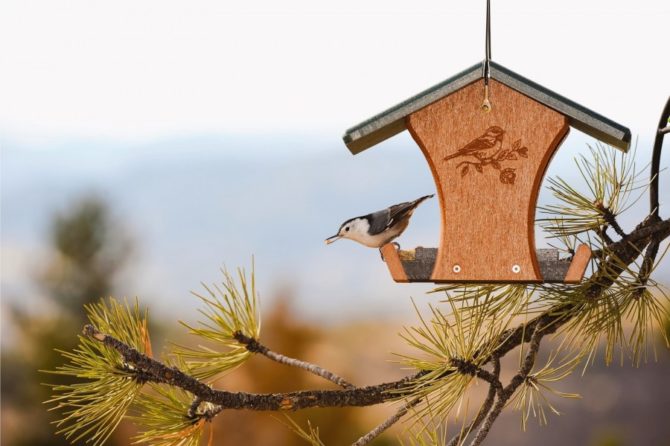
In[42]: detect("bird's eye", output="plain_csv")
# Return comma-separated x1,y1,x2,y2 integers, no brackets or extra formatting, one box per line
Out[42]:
345,226,350,232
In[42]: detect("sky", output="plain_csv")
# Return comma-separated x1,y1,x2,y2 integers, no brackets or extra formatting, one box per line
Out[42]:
1,0,669,145
1,0,670,327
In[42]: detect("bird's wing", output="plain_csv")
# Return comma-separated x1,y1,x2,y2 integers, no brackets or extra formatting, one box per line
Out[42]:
366,208,392,236
367,195,434,236
444,139,487,160
460,137,494,153
386,201,416,228
386,195,433,230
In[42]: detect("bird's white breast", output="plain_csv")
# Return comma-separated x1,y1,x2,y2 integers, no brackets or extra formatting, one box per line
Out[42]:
346,218,400,248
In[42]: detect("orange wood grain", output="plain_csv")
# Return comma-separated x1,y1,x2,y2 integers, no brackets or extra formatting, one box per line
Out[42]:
407,79,569,282
380,243,409,283
564,244,591,283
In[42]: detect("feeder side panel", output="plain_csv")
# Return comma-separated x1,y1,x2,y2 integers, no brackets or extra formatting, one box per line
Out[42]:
407,79,569,282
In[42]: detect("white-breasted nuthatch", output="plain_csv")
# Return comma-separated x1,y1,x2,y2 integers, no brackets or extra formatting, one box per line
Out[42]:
325,194,434,248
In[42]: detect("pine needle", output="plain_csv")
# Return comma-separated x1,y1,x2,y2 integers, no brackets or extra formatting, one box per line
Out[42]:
539,143,646,238
395,299,512,423
132,385,209,446
508,352,582,430
173,265,260,380
275,415,325,446
44,297,150,446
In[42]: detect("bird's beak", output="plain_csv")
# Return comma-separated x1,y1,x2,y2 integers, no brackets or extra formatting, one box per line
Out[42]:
325,234,341,245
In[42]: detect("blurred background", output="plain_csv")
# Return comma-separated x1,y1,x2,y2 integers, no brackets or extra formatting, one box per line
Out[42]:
1,1,669,445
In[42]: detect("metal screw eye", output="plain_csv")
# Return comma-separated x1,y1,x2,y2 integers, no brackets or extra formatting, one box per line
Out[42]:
512,264,521,274
453,264,462,273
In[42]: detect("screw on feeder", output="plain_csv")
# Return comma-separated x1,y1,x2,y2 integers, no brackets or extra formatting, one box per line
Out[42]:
481,0,492,112
512,264,521,274
453,264,462,273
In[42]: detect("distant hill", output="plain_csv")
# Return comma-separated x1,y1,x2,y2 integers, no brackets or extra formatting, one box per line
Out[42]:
2,132,666,323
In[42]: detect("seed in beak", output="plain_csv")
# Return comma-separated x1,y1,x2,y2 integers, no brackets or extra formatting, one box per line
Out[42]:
325,235,341,245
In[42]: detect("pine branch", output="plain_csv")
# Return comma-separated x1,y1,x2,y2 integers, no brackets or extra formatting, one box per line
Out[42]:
650,96,670,219
186,397,203,419
233,331,355,389
186,396,223,421
598,225,615,245
85,323,415,410
634,215,664,295
447,357,501,446
637,238,661,293
586,217,664,301
469,326,545,446
596,203,627,238
591,217,670,257
81,209,666,417
605,217,670,252
449,357,502,390
69,214,669,446
352,398,420,446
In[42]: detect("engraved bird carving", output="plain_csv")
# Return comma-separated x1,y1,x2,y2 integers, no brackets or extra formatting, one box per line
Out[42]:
444,126,505,161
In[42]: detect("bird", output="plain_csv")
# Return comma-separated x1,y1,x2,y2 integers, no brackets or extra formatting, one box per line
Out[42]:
325,194,434,249
443,126,505,161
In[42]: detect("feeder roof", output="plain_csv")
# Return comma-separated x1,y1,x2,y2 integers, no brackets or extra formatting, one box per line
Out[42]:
343,61,631,154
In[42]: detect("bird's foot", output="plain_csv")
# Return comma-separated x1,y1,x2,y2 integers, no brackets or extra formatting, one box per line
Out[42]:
392,242,401,251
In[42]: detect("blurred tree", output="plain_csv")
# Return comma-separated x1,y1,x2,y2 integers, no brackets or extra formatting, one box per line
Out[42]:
39,196,132,312
1,196,133,446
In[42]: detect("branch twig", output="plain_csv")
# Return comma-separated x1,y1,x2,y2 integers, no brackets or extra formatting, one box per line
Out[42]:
186,397,202,419
596,203,626,238
469,325,544,446
636,233,661,295
592,217,670,258
604,217,669,252
450,357,501,389
85,323,414,410
650,96,670,219
447,357,501,446
233,331,355,389
351,398,420,446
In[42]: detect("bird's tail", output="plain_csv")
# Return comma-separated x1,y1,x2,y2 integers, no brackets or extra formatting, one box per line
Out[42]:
412,194,434,207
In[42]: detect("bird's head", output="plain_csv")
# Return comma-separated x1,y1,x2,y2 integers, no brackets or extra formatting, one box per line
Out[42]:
488,126,505,140
325,217,368,245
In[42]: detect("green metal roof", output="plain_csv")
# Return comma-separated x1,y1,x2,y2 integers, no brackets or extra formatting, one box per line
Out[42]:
343,61,631,154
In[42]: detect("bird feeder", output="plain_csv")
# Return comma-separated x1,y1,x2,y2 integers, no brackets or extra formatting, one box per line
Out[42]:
342,61,630,284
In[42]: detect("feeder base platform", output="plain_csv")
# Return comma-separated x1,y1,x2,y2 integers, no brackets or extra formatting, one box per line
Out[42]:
381,244,591,284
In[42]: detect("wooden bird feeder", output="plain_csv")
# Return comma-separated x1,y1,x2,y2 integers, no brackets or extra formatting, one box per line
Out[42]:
343,61,630,284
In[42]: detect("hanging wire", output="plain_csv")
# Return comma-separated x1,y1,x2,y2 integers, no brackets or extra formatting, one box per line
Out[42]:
482,0,492,112
484,0,491,83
